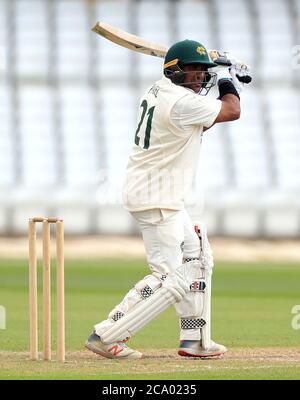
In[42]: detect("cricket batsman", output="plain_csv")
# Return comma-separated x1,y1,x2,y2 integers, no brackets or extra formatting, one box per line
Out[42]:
86,39,251,359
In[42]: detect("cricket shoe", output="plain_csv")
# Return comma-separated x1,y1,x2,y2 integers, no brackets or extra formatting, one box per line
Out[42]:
85,331,143,360
178,340,227,359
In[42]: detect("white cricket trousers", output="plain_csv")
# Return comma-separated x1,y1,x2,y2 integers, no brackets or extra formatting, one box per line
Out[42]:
131,208,203,340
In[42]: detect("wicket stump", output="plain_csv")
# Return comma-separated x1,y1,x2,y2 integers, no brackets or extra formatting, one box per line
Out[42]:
29,217,65,362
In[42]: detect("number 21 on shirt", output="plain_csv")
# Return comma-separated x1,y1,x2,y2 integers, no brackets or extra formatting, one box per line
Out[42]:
134,99,155,150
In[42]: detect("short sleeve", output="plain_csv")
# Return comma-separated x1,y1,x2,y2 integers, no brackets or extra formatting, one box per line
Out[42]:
171,93,222,133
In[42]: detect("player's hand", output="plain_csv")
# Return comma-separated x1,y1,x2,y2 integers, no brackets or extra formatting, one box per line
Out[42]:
223,52,252,83
209,50,252,88
209,65,232,84
229,63,252,94
209,50,232,67
230,63,252,84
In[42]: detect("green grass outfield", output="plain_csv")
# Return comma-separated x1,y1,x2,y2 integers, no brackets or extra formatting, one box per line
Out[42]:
0,258,300,380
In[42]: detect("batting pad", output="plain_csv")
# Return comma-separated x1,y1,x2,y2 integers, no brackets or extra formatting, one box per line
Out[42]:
100,274,189,344
201,269,212,349
195,223,213,349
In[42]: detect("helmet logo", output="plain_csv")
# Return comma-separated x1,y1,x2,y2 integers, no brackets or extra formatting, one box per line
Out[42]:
196,46,206,55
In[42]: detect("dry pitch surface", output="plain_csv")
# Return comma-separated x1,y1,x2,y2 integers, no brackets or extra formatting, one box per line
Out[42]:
1,348,300,380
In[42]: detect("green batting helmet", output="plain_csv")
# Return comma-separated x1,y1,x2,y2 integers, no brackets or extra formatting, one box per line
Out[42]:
163,39,217,70
163,40,217,94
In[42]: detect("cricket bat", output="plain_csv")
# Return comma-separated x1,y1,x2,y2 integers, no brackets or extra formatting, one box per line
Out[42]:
92,21,168,59
92,21,240,67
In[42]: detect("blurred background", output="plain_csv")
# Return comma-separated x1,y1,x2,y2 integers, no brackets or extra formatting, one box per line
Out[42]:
0,0,299,238
1,1,300,379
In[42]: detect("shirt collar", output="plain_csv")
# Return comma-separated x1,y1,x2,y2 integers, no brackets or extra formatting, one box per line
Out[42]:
161,75,196,95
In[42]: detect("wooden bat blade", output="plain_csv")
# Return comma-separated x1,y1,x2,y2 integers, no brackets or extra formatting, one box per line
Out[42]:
92,21,251,71
92,21,168,58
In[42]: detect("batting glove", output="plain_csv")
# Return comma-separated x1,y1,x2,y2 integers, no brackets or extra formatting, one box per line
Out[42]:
229,63,252,94
210,50,252,92
209,65,233,85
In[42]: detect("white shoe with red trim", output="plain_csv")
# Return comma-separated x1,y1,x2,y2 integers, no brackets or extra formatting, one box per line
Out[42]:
85,331,143,360
178,340,227,358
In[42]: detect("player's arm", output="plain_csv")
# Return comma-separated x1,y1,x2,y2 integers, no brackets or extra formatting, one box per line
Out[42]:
170,71,242,134
214,92,240,123
204,65,245,131
203,93,240,132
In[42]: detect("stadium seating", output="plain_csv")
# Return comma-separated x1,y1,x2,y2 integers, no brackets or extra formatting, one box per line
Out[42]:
0,0,299,237
56,0,90,79
96,0,131,81
15,0,49,78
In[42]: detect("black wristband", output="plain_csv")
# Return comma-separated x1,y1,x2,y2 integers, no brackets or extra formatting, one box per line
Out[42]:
218,79,240,100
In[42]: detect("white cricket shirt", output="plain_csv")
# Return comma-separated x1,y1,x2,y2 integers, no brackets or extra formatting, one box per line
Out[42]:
123,75,221,211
